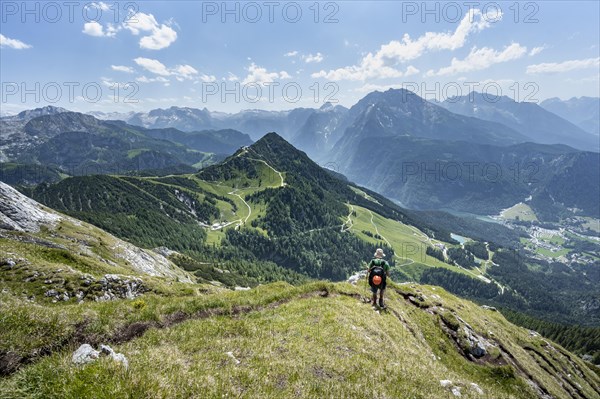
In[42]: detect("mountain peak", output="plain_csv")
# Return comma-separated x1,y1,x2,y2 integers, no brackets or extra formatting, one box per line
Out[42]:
256,131,286,144
11,105,69,121
353,88,428,112
207,131,344,191
248,132,306,163
318,102,348,113
439,91,597,150
445,91,514,104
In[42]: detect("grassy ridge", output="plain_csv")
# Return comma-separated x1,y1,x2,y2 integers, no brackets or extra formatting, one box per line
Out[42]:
2,281,599,399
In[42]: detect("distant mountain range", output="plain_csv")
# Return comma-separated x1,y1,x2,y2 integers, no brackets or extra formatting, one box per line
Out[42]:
334,135,599,219
90,103,354,159
541,97,600,136
88,93,599,157
438,92,598,151
329,89,526,173
90,106,317,141
325,89,599,219
0,107,251,176
2,90,598,221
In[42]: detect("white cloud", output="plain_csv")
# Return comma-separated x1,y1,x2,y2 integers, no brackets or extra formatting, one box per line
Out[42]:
139,24,177,50
312,8,497,81
136,75,169,83
0,34,32,49
285,50,324,63
404,66,420,76
199,74,217,83
88,2,111,11
242,63,291,85
105,23,121,37
173,64,198,78
303,52,324,63
124,12,159,34
83,11,176,49
111,65,135,73
427,43,527,76
134,57,171,76
82,21,120,37
133,57,200,81
526,57,600,74
101,77,115,87
227,73,239,82
125,12,177,50
146,97,179,103
529,45,547,56
83,21,105,37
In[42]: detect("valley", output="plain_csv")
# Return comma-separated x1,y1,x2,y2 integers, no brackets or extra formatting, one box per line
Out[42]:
2,119,599,397
3,2,600,397
2,178,599,396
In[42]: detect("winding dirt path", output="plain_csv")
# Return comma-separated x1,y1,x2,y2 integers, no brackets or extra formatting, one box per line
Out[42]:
205,152,286,230
367,210,415,267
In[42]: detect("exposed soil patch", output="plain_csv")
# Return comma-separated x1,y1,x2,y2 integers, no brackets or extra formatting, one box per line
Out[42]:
0,351,23,376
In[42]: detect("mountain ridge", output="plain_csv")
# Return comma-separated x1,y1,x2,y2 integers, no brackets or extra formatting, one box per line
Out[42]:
439,92,598,151
541,96,600,136
1,111,251,179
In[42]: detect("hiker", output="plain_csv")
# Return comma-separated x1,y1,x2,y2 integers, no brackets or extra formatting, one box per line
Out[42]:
367,248,390,308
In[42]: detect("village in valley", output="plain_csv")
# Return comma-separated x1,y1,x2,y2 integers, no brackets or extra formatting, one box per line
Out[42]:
493,202,600,266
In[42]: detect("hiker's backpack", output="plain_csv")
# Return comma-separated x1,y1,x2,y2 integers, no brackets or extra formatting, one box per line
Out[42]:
369,260,386,287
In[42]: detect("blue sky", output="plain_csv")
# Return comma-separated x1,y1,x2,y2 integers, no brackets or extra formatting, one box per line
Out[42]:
1,1,599,113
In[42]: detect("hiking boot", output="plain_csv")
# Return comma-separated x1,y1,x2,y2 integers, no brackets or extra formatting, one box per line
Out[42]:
379,298,385,308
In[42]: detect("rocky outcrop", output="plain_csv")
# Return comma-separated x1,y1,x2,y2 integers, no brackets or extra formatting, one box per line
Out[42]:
72,344,100,365
347,270,367,285
112,241,190,281
0,182,193,283
153,246,179,258
0,182,61,232
43,273,148,303
95,274,146,301
72,344,128,369
100,345,129,369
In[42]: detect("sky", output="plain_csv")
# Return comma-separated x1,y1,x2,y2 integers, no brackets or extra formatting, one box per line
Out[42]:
1,0,599,114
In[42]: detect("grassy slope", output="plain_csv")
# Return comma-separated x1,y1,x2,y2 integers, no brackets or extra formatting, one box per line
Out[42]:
27,154,491,286
1,216,191,290
2,281,599,399
195,162,474,276
500,203,539,222
195,161,482,282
